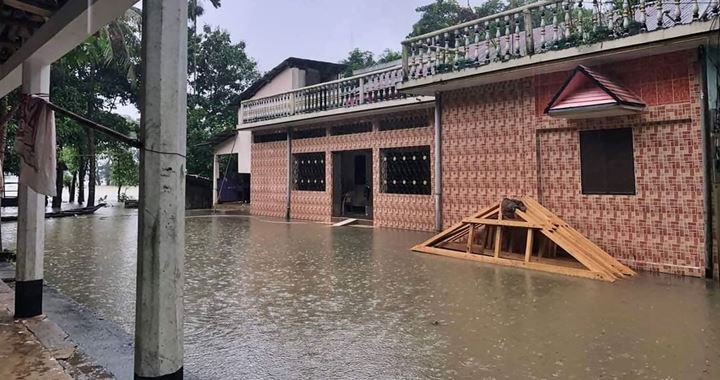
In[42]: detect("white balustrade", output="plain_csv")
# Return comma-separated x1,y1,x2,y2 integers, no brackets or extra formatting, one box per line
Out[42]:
401,0,713,80
240,66,407,124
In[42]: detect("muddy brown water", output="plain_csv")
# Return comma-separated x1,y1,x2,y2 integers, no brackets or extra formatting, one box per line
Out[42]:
2,207,720,379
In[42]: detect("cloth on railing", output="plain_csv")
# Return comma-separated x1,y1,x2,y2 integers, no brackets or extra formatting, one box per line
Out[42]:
15,95,56,196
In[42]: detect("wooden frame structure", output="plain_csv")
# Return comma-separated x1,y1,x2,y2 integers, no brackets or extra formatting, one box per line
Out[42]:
412,197,636,282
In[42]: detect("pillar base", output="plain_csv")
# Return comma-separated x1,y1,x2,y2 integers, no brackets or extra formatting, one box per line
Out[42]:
14,279,43,318
135,367,182,380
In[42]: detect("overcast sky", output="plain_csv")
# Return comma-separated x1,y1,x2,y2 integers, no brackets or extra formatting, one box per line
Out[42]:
200,0,490,72
118,0,488,116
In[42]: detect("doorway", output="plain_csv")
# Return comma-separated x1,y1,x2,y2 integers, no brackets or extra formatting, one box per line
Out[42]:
332,149,373,219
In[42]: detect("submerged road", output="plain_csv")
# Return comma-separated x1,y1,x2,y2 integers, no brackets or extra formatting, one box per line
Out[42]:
2,206,720,379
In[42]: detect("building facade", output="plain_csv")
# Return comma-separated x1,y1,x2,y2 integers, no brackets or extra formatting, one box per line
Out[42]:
224,2,720,278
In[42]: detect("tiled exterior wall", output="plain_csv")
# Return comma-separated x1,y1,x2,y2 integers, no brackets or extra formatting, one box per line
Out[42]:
250,50,711,277
442,50,707,276
250,109,436,230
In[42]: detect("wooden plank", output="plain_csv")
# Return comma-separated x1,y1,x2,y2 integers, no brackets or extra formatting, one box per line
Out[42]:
522,197,637,276
466,224,475,253
493,226,502,258
332,218,358,227
415,202,500,249
518,209,618,279
462,218,542,228
412,245,614,282
524,229,534,263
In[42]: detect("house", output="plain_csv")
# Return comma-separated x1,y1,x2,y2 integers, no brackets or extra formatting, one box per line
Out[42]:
222,2,720,278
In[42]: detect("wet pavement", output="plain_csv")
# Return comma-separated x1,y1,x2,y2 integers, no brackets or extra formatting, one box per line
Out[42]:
2,206,720,379
0,281,71,380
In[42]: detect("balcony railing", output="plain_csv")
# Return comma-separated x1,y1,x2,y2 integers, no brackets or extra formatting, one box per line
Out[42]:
240,66,407,124
401,0,717,80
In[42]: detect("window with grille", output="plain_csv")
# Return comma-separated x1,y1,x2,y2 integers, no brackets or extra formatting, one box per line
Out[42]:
380,146,431,195
293,152,326,191
580,128,636,195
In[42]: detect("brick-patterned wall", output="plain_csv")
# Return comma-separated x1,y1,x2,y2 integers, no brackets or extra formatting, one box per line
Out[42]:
250,109,436,230
442,50,707,276
250,140,288,219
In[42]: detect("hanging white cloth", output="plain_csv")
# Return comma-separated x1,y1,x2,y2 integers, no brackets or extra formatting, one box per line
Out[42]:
15,95,56,196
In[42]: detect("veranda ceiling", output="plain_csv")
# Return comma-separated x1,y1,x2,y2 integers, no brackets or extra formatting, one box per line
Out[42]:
0,0,68,65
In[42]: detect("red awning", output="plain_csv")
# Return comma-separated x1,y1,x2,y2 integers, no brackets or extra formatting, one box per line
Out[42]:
544,65,645,119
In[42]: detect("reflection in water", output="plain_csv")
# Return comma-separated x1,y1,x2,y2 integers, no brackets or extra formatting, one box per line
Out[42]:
2,208,720,379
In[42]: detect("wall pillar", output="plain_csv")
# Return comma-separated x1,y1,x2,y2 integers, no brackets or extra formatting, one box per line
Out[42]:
15,60,49,318
434,94,443,232
135,0,187,379
212,153,219,205
285,128,292,220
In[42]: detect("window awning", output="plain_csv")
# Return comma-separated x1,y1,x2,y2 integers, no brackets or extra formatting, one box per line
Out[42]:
544,65,645,119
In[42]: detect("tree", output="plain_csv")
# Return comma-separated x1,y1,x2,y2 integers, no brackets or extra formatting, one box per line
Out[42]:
186,25,259,178
339,48,376,77
408,0,478,38
50,8,141,206
109,146,139,201
377,49,402,64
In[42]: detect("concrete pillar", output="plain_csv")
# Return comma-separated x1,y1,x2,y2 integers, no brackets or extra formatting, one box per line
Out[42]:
434,94,443,232
212,153,219,205
15,60,49,318
285,128,292,220
135,0,187,379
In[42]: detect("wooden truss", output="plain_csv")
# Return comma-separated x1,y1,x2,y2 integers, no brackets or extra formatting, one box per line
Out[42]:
412,196,636,282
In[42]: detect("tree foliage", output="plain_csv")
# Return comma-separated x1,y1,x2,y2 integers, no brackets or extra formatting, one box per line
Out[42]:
338,48,403,77
409,0,533,38
187,25,259,177
409,0,478,37
109,146,139,199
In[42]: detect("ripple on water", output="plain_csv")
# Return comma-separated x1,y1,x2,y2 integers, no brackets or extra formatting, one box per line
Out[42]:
3,208,720,379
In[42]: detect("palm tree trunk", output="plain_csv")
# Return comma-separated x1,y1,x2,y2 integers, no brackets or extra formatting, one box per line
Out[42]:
69,172,76,203
78,158,86,205
52,164,63,209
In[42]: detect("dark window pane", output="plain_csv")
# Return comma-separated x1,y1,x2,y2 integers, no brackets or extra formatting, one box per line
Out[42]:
580,128,635,195
380,146,431,195
294,152,326,191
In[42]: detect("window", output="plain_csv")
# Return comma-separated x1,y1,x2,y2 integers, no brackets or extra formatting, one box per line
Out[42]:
380,146,431,195
580,128,636,195
379,115,429,131
293,152,326,191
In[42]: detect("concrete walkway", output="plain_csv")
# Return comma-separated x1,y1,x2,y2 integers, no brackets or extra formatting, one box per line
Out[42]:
0,270,115,380
0,280,72,380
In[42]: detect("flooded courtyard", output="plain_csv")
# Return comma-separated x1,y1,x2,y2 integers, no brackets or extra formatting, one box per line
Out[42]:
2,206,720,379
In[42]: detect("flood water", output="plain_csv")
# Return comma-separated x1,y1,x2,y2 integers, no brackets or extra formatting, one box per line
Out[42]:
2,204,720,379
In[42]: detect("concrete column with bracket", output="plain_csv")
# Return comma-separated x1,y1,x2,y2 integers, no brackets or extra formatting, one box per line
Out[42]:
15,60,50,318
